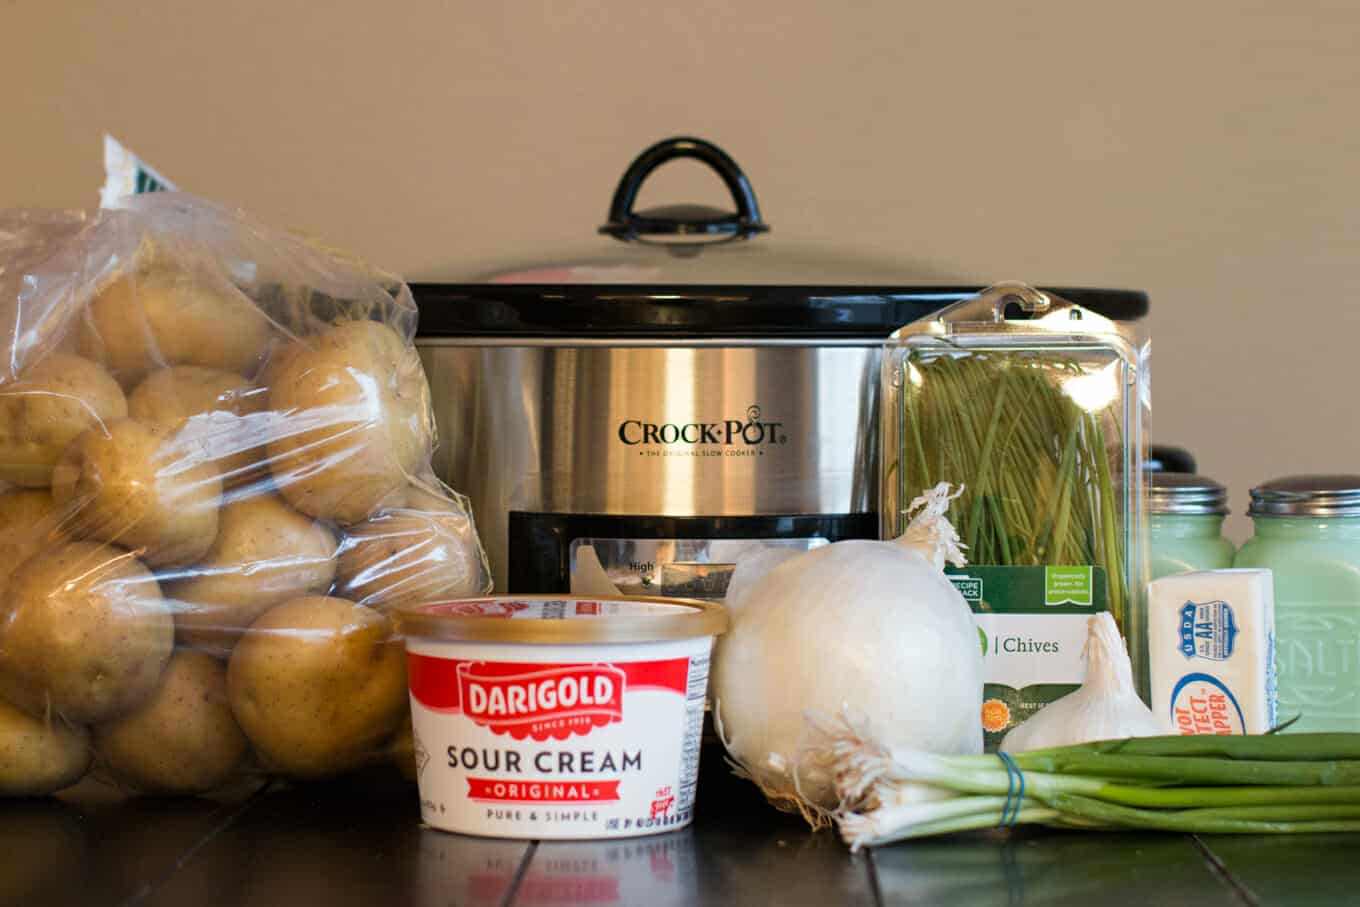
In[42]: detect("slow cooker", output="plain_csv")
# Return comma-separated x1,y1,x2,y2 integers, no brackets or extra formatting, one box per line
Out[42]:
413,137,1147,594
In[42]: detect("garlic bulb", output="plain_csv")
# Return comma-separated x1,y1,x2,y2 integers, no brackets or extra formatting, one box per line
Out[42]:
1000,611,1159,752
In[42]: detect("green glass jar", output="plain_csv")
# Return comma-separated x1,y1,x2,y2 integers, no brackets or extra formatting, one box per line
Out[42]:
1234,475,1360,733
1148,473,1234,580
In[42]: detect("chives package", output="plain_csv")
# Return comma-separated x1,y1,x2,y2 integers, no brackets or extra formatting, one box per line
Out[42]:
881,283,1149,746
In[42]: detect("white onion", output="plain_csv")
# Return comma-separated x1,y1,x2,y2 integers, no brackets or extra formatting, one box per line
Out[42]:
722,545,803,617
712,484,983,813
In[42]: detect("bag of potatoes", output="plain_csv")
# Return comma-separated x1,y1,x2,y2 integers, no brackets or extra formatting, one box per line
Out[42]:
0,193,490,797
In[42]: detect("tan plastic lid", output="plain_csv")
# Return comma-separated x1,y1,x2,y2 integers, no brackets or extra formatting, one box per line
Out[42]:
396,595,728,644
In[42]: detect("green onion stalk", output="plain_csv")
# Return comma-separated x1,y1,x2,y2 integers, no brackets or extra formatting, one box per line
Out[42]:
808,714,1360,849
892,351,1128,626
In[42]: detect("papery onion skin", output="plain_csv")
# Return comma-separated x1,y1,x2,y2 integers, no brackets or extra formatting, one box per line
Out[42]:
713,538,984,810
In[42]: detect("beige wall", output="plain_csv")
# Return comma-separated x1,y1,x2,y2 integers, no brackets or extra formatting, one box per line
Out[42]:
6,0,1359,538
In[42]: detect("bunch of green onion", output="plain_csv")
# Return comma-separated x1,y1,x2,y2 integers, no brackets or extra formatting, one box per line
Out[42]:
811,716,1360,848
889,351,1127,624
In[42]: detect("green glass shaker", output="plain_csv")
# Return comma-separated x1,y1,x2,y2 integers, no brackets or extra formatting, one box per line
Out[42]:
1234,475,1360,733
1148,473,1234,580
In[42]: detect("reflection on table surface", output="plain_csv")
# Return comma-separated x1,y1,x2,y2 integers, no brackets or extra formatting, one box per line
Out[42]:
0,750,1349,906
420,829,698,907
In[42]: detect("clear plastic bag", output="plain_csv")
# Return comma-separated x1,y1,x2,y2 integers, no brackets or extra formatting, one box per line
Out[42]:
0,193,490,797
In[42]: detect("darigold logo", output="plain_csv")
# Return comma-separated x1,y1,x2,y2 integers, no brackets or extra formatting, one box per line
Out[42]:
617,404,788,447
456,662,625,742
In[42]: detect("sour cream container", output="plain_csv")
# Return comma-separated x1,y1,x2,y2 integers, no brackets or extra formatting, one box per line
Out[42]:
396,595,728,840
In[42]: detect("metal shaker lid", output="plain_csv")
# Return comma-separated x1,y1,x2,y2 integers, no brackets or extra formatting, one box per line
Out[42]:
1149,472,1229,516
1248,475,1360,518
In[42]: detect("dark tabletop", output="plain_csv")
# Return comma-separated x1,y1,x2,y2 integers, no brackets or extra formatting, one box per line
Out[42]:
1,748,1345,906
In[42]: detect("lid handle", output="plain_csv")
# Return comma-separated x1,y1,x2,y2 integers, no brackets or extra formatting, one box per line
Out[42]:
599,137,769,246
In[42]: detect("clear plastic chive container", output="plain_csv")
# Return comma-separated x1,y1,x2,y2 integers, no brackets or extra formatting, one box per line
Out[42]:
1233,475,1360,733
1148,473,1234,580
881,282,1150,698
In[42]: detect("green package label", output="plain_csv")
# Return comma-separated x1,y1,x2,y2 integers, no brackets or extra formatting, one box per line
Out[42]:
953,576,984,603
1044,565,1094,607
948,566,1107,751
949,566,1106,616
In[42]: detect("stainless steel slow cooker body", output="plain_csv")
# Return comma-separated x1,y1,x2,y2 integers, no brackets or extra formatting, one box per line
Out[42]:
419,335,882,591
413,138,1148,593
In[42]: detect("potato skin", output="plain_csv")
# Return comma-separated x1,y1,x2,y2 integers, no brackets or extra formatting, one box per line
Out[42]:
129,366,271,489
388,717,418,784
77,271,274,385
0,542,172,723
129,366,265,423
0,696,91,796
51,419,223,567
0,354,127,487
94,651,247,794
0,488,62,530
0,489,65,597
171,495,337,653
227,596,406,778
335,492,485,608
266,321,431,525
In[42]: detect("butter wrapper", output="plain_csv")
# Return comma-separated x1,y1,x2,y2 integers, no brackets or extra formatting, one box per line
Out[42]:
1149,569,1277,734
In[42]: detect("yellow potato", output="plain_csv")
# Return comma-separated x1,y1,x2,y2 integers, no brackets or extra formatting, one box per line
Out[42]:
227,596,406,778
388,716,419,784
51,419,223,567
335,490,485,608
266,321,431,525
393,479,470,511
0,696,91,796
0,542,172,722
0,354,127,487
0,489,65,597
129,366,271,489
172,495,338,653
77,270,274,385
0,488,62,530
94,651,247,794
254,336,298,391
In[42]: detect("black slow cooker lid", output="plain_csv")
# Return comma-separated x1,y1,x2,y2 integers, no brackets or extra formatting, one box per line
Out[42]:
412,282,1148,339
413,137,1148,339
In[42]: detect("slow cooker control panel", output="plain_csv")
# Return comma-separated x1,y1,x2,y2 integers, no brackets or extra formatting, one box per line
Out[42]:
506,512,878,595
569,537,823,599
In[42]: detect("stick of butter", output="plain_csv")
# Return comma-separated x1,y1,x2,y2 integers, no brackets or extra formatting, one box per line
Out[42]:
1148,569,1277,735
